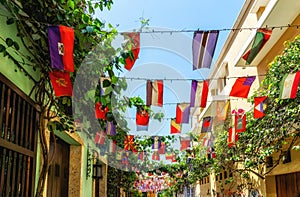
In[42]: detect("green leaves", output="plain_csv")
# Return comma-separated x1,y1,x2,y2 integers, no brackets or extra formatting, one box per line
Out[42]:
5,38,14,47
0,44,6,52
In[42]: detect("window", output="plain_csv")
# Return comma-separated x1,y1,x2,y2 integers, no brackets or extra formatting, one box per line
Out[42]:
0,74,39,196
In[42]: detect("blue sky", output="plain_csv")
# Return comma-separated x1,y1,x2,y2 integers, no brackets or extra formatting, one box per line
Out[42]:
96,0,244,137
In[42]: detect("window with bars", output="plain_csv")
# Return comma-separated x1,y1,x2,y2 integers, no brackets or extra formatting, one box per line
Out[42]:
0,74,39,197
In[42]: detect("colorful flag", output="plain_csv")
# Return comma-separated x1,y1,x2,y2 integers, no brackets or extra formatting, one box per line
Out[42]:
116,149,123,160
158,142,166,154
152,136,161,150
234,113,246,132
165,152,174,160
95,102,109,119
123,32,140,71
192,31,219,69
146,80,163,106
106,121,116,135
48,25,74,72
229,76,256,98
170,118,181,134
176,103,190,123
180,136,190,151
124,135,137,152
207,147,216,159
228,127,238,148
122,151,129,165
152,151,160,161
136,108,149,131
137,151,145,161
216,100,230,122
242,28,272,65
49,70,73,97
202,138,211,147
94,131,106,145
190,80,209,108
108,140,116,153
279,71,300,99
254,96,268,118
201,116,213,133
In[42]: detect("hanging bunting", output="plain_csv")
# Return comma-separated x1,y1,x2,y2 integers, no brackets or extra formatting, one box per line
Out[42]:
136,107,150,131
146,80,164,106
95,102,109,119
152,136,162,150
158,142,166,154
229,76,256,98
48,25,75,72
152,151,160,161
232,109,246,132
94,131,106,145
170,118,181,134
190,80,209,108
279,71,300,99
124,135,137,152
254,96,268,118
242,28,272,65
207,147,216,159
108,140,117,153
116,149,123,160
122,151,129,165
216,100,230,122
180,135,191,151
192,30,219,70
106,121,116,135
201,116,213,133
123,32,140,71
165,152,174,160
202,138,211,147
49,70,73,97
176,103,190,123
137,151,145,161
228,127,238,148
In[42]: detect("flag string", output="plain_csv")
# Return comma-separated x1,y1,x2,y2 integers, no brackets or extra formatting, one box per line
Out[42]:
119,74,267,82
0,12,299,34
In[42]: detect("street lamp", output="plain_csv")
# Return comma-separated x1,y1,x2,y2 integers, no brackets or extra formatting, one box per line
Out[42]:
92,162,103,179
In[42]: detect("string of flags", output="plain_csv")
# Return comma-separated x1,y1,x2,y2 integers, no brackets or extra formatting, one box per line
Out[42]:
44,23,300,163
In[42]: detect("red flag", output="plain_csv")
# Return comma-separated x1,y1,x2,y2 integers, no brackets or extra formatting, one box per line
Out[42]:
228,127,238,147
170,118,181,134
229,76,256,98
158,142,166,154
94,131,106,145
254,96,268,118
124,135,137,152
152,151,160,161
49,70,72,97
176,103,190,123
180,136,190,151
165,152,174,160
95,102,109,119
123,32,140,70
233,109,246,132
136,108,149,131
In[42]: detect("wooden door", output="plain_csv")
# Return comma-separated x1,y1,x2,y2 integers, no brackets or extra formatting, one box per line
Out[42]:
47,136,70,197
276,172,300,197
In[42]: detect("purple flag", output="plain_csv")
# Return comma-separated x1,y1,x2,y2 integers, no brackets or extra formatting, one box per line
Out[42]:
106,121,116,135
192,31,219,70
48,25,74,72
152,136,161,150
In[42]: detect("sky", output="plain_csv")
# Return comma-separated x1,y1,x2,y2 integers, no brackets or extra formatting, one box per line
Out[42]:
95,0,245,138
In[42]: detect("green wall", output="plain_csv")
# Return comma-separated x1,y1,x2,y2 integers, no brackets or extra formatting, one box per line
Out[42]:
0,5,41,195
